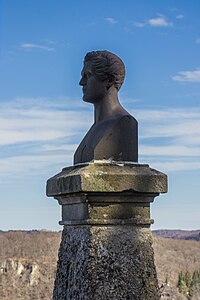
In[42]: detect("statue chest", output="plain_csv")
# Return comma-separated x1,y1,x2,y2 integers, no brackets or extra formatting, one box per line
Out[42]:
74,119,118,164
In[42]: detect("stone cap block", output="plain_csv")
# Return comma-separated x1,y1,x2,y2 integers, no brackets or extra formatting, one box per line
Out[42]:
46,161,167,197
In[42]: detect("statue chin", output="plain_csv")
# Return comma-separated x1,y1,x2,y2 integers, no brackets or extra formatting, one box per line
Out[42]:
82,94,91,103
82,96,90,103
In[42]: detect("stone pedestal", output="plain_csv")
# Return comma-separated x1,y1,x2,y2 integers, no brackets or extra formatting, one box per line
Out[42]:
46,162,167,300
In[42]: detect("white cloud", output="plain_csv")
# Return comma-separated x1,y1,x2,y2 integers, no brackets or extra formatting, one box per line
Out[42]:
133,108,200,121
0,154,73,177
0,98,92,147
179,135,200,145
134,16,173,28
133,109,200,144
176,14,185,19
0,98,200,177
148,161,200,172
132,108,200,172
42,39,57,45
133,21,146,28
148,17,173,27
172,69,200,82
140,119,200,139
40,144,77,152
0,109,89,146
105,17,118,25
140,145,200,157
21,43,55,52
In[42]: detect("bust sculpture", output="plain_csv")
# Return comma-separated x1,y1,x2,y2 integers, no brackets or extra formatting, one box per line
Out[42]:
74,50,138,164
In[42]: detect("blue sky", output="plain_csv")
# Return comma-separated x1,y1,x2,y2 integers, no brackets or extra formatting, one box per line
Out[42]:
0,0,199,231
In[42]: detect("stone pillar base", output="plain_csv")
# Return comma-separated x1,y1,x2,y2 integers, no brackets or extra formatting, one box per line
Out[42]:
46,162,167,300
54,226,158,300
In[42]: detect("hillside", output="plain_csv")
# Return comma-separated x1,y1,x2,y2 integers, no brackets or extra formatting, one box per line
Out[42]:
0,231,61,300
0,230,200,299
153,230,200,241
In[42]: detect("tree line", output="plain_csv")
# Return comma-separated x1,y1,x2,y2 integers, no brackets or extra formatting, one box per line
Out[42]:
178,270,200,299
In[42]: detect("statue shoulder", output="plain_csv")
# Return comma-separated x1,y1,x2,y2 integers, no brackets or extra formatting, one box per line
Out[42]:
94,113,138,162
115,114,138,129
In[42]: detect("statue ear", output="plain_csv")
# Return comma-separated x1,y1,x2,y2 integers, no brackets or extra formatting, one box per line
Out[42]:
106,75,115,90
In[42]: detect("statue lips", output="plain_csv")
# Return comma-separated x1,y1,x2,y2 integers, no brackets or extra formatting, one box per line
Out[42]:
82,88,87,100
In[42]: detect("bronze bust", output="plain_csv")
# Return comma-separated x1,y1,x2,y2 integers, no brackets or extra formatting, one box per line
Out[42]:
74,50,138,164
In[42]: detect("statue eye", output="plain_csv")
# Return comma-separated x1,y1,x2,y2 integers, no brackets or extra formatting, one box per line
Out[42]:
86,72,92,78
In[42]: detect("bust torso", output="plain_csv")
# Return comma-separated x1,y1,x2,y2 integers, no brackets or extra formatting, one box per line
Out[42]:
74,114,138,164
74,50,138,165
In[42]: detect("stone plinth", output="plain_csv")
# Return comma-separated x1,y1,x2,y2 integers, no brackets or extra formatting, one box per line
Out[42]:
46,162,167,300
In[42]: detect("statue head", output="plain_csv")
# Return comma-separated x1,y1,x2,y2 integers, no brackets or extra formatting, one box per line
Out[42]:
84,50,125,91
79,50,125,103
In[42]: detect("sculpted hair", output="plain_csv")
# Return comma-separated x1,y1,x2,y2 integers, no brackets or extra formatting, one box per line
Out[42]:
84,50,125,90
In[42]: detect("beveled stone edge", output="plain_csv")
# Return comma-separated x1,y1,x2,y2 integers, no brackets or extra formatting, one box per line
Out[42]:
59,218,154,226
46,162,167,197
55,192,159,205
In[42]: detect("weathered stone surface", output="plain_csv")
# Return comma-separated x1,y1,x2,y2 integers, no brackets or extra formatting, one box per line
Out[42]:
56,192,156,226
47,163,167,299
53,226,159,300
46,161,167,197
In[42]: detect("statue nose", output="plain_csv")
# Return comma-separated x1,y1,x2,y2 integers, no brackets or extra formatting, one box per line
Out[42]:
79,74,88,86
79,78,84,86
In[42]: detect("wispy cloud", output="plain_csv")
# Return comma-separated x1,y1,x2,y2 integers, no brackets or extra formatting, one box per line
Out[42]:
140,145,200,157
176,14,185,19
133,21,146,28
147,160,200,172
0,97,92,179
42,39,57,45
132,108,200,172
0,98,199,177
172,69,200,82
21,43,55,52
0,99,91,147
105,17,118,25
0,154,71,177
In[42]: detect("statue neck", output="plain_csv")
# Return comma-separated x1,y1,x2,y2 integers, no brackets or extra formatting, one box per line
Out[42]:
94,87,127,123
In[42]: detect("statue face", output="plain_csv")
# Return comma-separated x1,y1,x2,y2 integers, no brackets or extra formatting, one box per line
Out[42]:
79,61,108,103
